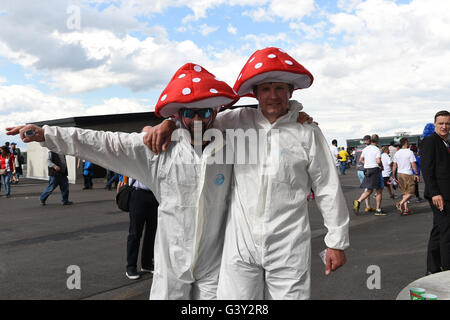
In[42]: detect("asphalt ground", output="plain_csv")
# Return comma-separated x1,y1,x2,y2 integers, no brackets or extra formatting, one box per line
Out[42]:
0,166,433,300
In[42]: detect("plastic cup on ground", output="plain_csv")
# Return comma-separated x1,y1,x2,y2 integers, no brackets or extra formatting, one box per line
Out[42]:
409,287,426,300
421,293,438,300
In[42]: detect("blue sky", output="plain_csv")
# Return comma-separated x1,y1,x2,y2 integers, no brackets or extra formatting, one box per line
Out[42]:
1,0,449,150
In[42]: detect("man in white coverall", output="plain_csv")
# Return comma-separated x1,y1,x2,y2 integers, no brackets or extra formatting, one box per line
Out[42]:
6,63,239,300
143,47,350,299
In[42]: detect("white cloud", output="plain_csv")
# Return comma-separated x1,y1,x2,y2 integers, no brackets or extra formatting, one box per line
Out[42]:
0,85,85,129
0,84,151,149
198,24,219,36
289,21,327,39
243,33,288,49
0,85,152,126
268,0,315,21
85,97,153,115
0,76,7,84
227,23,238,35
243,7,274,22
7,27,209,93
337,0,363,12
244,0,315,22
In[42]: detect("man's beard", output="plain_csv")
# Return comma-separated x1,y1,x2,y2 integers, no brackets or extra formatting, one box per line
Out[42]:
188,120,208,146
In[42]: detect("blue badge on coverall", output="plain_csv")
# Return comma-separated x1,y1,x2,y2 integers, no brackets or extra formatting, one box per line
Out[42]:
214,174,225,186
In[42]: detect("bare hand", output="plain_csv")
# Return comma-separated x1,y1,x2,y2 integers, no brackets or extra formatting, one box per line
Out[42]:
6,124,45,143
325,248,346,275
432,195,445,212
54,165,61,172
297,112,315,125
414,176,420,183
142,120,176,154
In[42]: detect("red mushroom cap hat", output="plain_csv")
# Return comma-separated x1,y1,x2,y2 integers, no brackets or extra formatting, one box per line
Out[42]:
155,63,240,118
233,47,314,98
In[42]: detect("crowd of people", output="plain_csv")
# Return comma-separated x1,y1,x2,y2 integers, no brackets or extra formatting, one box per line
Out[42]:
329,110,449,276
327,127,434,217
2,45,449,299
0,142,24,198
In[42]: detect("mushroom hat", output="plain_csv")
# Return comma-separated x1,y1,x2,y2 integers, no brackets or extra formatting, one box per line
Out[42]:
155,63,240,118
233,47,314,98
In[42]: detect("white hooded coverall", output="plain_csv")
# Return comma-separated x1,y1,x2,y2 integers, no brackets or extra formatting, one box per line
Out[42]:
41,126,232,299
214,101,350,299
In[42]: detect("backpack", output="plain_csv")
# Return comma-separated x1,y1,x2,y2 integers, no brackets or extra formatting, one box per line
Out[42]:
115,180,136,212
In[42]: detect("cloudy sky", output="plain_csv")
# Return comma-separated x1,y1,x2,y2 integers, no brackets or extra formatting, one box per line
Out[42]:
1,0,449,150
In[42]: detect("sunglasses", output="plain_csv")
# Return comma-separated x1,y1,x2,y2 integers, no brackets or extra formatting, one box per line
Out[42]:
182,108,213,119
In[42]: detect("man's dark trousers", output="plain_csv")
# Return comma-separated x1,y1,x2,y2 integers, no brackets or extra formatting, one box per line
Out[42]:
126,188,158,272
421,132,450,274
427,202,450,273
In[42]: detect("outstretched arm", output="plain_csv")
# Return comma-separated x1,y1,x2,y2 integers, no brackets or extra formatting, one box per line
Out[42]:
7,124,158,192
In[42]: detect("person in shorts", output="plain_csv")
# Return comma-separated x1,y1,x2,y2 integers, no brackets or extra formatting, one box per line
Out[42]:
353,134,385,216
393,137,419,215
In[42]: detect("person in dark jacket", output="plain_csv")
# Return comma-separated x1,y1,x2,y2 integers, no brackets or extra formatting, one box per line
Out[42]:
40,151,73,205
420,110,450,274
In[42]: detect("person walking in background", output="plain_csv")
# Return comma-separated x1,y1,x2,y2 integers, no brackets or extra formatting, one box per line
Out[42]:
338,147,350,175
40,151,73,206
380,146,395,200
10,142,23,184
420,123,436,144
389,141,398,159
421,110,450,275
0,145,15,198
351,148,356,166
354,135,376,213
77,159,94,190
125,178,159,280
392,137,419,216
330,139,341,175
105,169,119,191
410,145,424,202
353,134,385,216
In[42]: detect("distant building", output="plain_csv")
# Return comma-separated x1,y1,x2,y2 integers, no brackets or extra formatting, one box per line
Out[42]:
346,133,421,149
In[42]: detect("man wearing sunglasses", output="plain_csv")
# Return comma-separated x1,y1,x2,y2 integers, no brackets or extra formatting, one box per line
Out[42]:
179,108,216,145
6,63,238,300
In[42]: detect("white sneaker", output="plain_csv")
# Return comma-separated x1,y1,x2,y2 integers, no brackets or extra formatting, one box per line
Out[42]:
141,267,154,274
126,270,140,280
